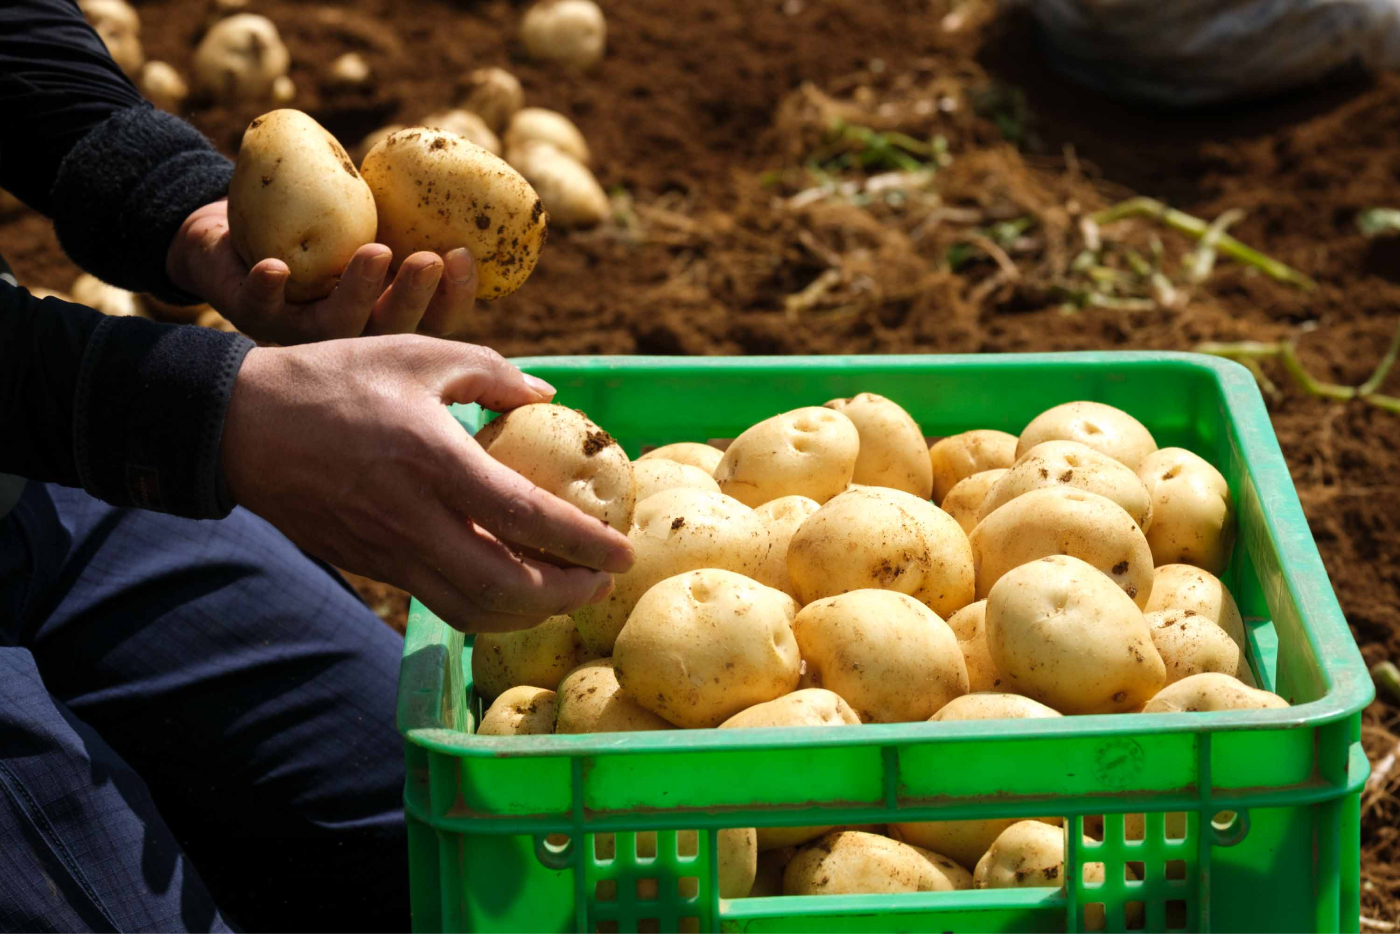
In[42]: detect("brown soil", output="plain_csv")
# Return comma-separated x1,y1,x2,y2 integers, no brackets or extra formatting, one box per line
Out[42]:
4,0,1398,922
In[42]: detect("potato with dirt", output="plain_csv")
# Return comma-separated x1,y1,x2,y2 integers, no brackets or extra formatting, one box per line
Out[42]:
823,393,933,497
422,110,502,156
751,495,821,599
476,685,556,736
504,107,592,165
630,458,720,502
553,659,671,733
979,440,1153,530
1136,447,1236,575
80,0,143,77
941,469,1007,535
193,14,290,102
975,821,1139,928
1145,609,1242,685
716,407,859,507
520,0,607,70
508,141,610,229
944,600,1000,692
1141,672,1288,713
785,831,970,895
928,430,1018,504
1016,401,1157,470
460,67,524,132
1145,564,1253,684
471,614,595,702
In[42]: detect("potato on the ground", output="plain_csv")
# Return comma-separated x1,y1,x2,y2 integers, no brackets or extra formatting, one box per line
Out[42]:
504,107,591,164
422,110,502,155
747,846,798,897
70,275,146,317
477,685,556,736
787,487,974,618
986,555,1165,714
638,442,723,475
80,0,143,77
794,590,968,723
613,569,800,728
932,692,1061,721
140,61,188,112
784,831,968,895
472,614,595,702
941,469,1007,535
980,440,1153,530
327,52,371,89
554,659,671,733
751,495,820,599
970,487,1154,608
1146,609,1241,685
631,458,720,503
1137,447,1235,575
474,404,635,532
520,0,607,70
460,67,524,132
1016,400,1157,470
1141,672,1287,713
720,688,860,729
945,601,1000,693
1145,564,1254,685
194,14,290,102
508,141,610,229
823,393,933,498
271,75,296,104
928,430,1018,504
716,407,859,507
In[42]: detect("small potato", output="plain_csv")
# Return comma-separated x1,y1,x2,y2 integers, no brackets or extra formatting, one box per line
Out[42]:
630,458,720,503
638,442,723,475
970,487,1154,608
748,846,798,897
613,569,800,728
1016,401,1157,470
473,404,635,532
932,692,1061,721
140,61,188,112
504,107,592,165
361,127,548,300
520,0,607,70
945,601,999,693
422,110,502,155
477,685,556,736
785,831,968,896
794,590,968,723
942,469,1007,535
1145,564,1253,685
355,123,404,161
70,274,146,317
471,614,595,703
986,555,1165,714
979,440,1153,530
1142,672,1287,713
929,430,1018,504
751,495,821,599
823,393,933,498
327,52,371,89
228,109,379,302
80,0,143,77
194,14,290,103
1137,448,1235,575
890,819,1024,873
460,67,524,132
508,141,610,229
573,488,770,654
554,659,671,733
271,75,296,105
1146,609,1241,685
716,407,859,507
975,822,1139,929
719,688,861,730
787,487,975,618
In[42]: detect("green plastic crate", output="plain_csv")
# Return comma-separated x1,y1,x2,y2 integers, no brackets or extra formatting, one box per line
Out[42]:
397,352,1372,934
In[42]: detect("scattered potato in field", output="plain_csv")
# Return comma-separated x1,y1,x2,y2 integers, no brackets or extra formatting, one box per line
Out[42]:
553,659,671,733
980,440,1153,530
986,555,1165,714
751,495,821,598
471,614,596,703
1016,400,1157,470
944,601,1000,692
422,109,502,156
327,52,371,89
477,685,556,736
716,407,859,507
1141,672,1287,713
931,692,1061,721
26,287,72,302
271,74,296,104
520,0,607,70
504,107,591,165
630,458,720,503
194,14,290,103
928,430,1018,504
748,846,798,897
1145,564,1253,685
785,832,968,896
1146,609,1241,685
1137,447,1235,575
788,487,975,617
80,0,143,77
613,569,800,728
719,688,861,730
823,393,933,498
460,67,524,132
508,141,609,229
71,274,146,317
140,61,188,112
941,469,1007,535
638,442,724,475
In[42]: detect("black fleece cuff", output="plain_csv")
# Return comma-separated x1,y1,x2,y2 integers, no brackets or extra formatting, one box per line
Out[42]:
74,316,255,519
50,105,234,305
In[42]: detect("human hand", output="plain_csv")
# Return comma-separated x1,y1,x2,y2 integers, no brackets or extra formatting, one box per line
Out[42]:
221,335,635,632
166,200,479,345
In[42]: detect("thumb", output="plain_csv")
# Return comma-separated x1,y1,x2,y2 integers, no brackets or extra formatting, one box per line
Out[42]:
235,259,290,328
426,341,557,412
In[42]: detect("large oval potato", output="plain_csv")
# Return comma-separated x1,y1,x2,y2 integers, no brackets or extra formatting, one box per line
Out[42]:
630,458,720,502
573,488,771,654
638,442,723,475
554,659,671,733
945,601,1000,693
1146,609,1241,685
1016,401,1157,470
720,688,860,729
1142,672,1287,713
613,569,800,728
970,487,1154,608
193,14,289,102
751,495,821,599
520,0,607,70
928,430,1018,504
987,555,1165,714
980,440,1153,530
932,692,1061,721
1145,564,1253,685
794,590,968,723
471,614,595,703
716,407,859,507
460,67,524,132
1137,448,1235,575
504,107,592,165
474,404,635,532
823,393,933,498
228,110,379,302
785,832,969,895
787,487,974,618
361,127,547,300
942,469,1007,535
477,685,556,736
508,141,610,229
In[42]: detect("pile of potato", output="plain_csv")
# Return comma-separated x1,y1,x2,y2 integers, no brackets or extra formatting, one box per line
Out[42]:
468,392,1287,898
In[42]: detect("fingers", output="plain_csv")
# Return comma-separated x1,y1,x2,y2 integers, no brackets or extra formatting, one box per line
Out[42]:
232,260,290,335
366,252,442,335
418,340,557,411
418,248,478,337
307,245,392,339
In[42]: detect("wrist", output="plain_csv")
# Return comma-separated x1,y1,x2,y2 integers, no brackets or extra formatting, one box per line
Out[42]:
220,345,274,507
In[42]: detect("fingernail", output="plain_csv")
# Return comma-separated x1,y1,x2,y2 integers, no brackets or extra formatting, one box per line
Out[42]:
445,248,473,284
261,267,289,293
414,259,444,290
365,253,392,282
523,373,556,397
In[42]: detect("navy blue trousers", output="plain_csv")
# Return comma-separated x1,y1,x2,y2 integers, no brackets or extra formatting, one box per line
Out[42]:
0,483,408,933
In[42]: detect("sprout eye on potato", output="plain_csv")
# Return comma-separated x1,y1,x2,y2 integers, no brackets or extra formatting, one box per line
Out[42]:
716,407,860,507
1137,447,1236,575
823,393,933,498
1015,400,1157,470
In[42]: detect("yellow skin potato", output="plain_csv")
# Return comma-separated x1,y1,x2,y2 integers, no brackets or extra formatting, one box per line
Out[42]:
477,685,556,736
573,488,770,655
474,404,635,532
787,487,975,618
716,407,859,508
1016,400,1157,470
140,61,187,112
80,0,143,77
356,123,404,161
785,832,969,896
361,127,548,300
945,601,1000,693
1145,564,1254,686
1146,609,1241,685
327,52,371,89
751,495,820,599
461,67,524,133
1137,448,1236,575
942,469,1007,536
70,275,146,317
719,688,861,730
748,846,798,897
630,458,720,503
520,0,607,70
979,440,1154,530
421,110,502,156
975,822,1139,929
613,569,800,728
932,692,1061,721
194,14,290,102
1141,672,1287,713
228,110,379,303
507,141,610,229
471,614,596,703
929,430,1018,504
794,590,968,723
638,442,723,475
823,393,933,498
504,107,592,165
986,555,1166,715
271,75,296,105
970,487,1154,609
553,659,671,733
890,819,1024,874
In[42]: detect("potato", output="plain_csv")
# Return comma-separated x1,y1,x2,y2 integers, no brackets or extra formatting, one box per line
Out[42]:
598,829,756,899
1141,672,1287,713
631,459,720,503
748,846,798,897
787,487,974,617
473,404,635,532
228,110,379,303
70,275,146,317
194,14,290,102
472,614,596,703
751,495,820,599
986,555,1165,714
503,107,592,165
507,141,609,229
477,685,556,736
928,430,1018,504
975,822,1139,929
573,488,770,654
460,67,524,132
356,124,404,161
719,688,860,730
80,0,143,77
361,127,548,300
520,0,607,70
1145,564,1253,685
945,601,999,693
785,832,968,895
889,819,1024,873
908,846,974,891
271,75,296,105
1137,448,1235,575
1016,401,1157,470
196,309,239,332
970,488,1154,608
942,469,1007,535
932,692,1061,721
794,590,967,723
716,407,859,507
26,287,72,302
823,393,933,498
638,442,724,475
327,52,371,89
980,440,1153,530
1146,609,1241,685
613,569,800,728
140,61,188,112
422,110,502,156
554,659,671,733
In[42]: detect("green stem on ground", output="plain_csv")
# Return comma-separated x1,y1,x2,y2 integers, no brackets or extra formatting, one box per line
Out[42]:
1358,319,1400,396
1278,343,1357,402
1188,208,1246,283
1373,661,1400,705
